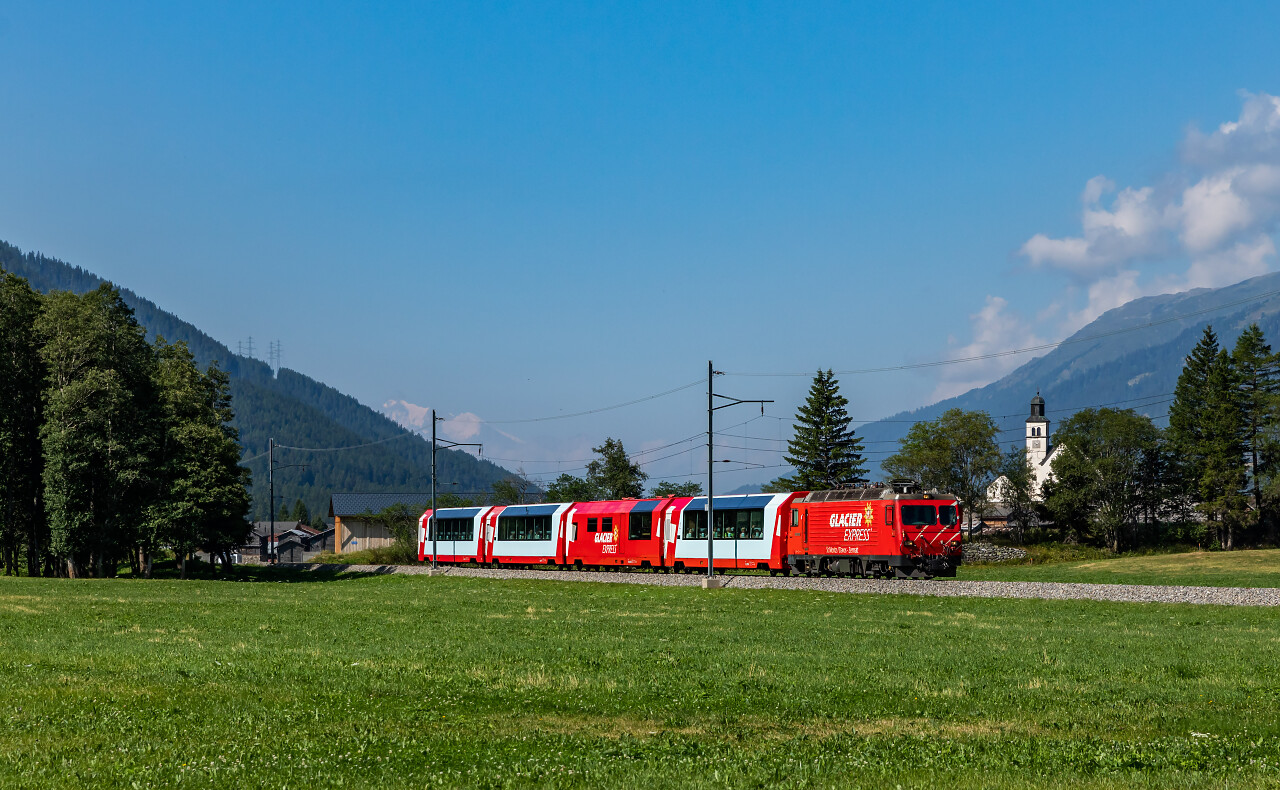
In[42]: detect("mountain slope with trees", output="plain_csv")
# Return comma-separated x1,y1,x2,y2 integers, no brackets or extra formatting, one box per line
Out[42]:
858,271,1280,476
0,241,515,520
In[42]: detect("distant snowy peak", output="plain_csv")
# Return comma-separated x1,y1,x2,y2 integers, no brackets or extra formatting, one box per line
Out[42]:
382,399,431,431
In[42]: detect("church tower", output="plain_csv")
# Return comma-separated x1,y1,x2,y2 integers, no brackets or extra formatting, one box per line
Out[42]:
1026,393,1049,466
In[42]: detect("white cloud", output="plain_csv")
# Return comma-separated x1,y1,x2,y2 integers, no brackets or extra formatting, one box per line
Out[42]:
1063,269,1148,332
380,400,510,443
942,92,1280,402
1024,93,1280,331
1179,168,1253,252
1022,93,1280,279
1183,91,1280,167
1174,234,1277,291
1020,179,1168,273
930,296,1048,401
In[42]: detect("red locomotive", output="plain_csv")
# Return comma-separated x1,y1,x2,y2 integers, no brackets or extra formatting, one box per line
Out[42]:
418,480,961,579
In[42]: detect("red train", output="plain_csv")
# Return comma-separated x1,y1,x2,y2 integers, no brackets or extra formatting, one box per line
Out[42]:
417,481,962,579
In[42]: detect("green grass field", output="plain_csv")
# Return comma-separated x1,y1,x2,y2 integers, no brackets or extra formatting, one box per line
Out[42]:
960,547,1280,588
2,572,1278,789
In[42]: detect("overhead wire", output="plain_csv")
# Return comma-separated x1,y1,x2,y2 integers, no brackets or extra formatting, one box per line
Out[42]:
245,286,1214,466
475,379,703,424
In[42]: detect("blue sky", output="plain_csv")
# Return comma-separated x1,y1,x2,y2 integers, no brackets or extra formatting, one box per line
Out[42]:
3,2,1280,488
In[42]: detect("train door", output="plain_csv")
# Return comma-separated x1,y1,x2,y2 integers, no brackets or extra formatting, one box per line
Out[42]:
558,507,576,564
785,505,802,559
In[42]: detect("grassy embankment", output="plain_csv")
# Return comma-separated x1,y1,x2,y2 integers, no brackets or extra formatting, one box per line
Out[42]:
960,546,1280,588
2,571,1279,789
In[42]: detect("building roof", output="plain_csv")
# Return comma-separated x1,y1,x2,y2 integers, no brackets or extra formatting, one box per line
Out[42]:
329,492,434,518
250,520,301,538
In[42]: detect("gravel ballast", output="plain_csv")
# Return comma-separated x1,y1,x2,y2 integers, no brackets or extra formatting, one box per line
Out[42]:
962,542,1028,563
287,563,1280,607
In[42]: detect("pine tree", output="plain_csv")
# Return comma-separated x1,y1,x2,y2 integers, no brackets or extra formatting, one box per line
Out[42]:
1231,323,1280,543
769,370,866,491
1200,349,1248,549
289,498,311,525
1167,326,1220,502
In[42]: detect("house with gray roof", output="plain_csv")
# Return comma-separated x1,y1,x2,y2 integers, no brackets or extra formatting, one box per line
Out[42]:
329,492,433,554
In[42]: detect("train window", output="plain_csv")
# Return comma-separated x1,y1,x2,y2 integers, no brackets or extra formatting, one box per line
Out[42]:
498,515,552,541
454,519,471,541
709,508,766,539
900,505,937,526
429,518,471,541
712,510,734,540
628,512,650,540
791,509,799,527
682,510,707,540
602,517,613,536
588,518,597,533
885,506,895,526
737,509,765,540
938,506,957,526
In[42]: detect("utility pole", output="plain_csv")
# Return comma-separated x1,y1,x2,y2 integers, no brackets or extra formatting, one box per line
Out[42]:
428,409,481,576
268,437,274,564
264,441,306,565
268,340,281,372
705,361,772,589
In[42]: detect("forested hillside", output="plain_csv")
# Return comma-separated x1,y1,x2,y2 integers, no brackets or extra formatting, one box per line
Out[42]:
0,241,515,519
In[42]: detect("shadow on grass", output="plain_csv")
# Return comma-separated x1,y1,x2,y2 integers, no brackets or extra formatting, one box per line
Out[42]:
112,559,397,583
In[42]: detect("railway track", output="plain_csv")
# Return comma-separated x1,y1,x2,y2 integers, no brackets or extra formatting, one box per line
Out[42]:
287,563,1280,607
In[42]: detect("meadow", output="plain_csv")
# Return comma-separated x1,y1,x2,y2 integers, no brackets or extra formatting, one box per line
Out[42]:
960,547,1280,588
1,571,1278,789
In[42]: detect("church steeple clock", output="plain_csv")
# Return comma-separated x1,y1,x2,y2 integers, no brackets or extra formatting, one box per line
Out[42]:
1026,392,1049,465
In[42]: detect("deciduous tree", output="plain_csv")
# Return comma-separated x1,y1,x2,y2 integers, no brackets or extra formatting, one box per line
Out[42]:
37,286,159,577
1041,408,1162,552
586,438,647,499
0,270,46,576
882,408,1001,534
491,470,534,505
148,341,252,577
649,480,702,498
544,473,602,503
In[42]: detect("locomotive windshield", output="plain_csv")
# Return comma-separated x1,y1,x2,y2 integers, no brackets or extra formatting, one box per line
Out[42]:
900,505,937,526
938,505,958,526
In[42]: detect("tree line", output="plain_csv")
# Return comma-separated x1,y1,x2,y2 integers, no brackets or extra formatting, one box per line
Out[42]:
0,270,251,578
524,336,1280,555
293,324,1280,561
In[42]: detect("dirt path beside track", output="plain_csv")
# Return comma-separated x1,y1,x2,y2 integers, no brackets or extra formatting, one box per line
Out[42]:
285,563,1280,607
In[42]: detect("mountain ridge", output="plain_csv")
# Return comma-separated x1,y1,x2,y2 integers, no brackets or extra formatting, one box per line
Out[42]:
0,240,516,519
856,271,1280,475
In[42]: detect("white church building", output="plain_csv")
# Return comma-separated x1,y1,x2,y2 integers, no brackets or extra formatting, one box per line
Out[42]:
987,393,1063,503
